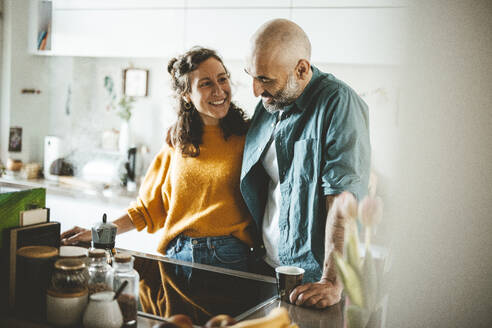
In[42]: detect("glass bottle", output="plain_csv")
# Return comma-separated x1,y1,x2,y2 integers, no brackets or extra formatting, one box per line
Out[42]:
113,253,139,326
87,248,114,295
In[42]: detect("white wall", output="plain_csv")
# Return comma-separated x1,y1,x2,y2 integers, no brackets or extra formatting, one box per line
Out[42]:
1,0,73,164
387,1,492,327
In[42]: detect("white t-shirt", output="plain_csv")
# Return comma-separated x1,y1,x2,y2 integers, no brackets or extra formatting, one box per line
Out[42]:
261,119,282,268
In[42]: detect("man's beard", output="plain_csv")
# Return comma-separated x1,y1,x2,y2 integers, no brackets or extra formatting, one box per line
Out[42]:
262,73,301,113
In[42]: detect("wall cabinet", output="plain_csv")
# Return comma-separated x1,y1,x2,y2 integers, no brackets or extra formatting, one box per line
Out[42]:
292,7,407,65
31,0,407,64
185,8,290,60
52,8,185,57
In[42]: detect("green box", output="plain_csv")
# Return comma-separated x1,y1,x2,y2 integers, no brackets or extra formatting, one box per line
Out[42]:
0,187,46,247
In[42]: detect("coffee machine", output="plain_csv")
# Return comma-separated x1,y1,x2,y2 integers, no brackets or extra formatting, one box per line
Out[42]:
44,136,63,181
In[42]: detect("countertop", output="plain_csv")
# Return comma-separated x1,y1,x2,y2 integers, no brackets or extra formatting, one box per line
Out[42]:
0,175,137,205
128,249,344,328
1,247,344,328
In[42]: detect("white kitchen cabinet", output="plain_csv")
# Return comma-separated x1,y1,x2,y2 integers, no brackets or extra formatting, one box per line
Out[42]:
291,0,407,7
30,0,407,64
53,0,184,10
185,8,290,60
292,7,407,64
186,0,290,8
52,8,185,57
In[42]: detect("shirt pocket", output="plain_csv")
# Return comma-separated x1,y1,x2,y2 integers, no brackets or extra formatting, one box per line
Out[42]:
292,138,318,186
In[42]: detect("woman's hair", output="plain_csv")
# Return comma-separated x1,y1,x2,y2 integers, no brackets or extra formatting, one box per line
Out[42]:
166,47,248,157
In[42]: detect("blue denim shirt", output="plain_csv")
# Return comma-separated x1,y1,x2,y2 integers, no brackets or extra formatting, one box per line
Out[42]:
240,66,371,282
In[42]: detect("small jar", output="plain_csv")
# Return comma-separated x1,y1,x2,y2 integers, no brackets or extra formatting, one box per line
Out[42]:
113,253,140,326
82,291,123,328
50,258,89,293
46,258,89,327
87,249,114,295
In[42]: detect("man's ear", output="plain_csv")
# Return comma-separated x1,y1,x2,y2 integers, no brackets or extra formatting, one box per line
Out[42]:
295,59,311,80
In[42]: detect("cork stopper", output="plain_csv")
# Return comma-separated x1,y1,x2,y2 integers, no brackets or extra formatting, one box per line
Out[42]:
88,248,107,258
17,246,58,259
113,253,132,263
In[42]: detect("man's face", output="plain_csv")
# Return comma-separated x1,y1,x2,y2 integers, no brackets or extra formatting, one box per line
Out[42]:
245,52,302,113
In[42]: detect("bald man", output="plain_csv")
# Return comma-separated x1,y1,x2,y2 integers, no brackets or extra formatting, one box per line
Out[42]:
240,19,371,308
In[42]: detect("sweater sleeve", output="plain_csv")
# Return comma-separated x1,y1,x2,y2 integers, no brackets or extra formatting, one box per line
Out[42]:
127,145,172,233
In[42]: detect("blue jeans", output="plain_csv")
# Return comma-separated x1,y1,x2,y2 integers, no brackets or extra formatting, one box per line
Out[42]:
165,235,250,272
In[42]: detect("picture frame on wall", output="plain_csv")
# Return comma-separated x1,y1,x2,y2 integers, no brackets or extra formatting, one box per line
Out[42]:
8,127,22,152
123,68,149,97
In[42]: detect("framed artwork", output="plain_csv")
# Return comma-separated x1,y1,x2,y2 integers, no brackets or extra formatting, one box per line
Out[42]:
123,68,149,97
8,127,22,152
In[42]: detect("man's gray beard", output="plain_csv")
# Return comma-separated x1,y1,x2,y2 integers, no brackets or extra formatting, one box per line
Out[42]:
263,73,301,113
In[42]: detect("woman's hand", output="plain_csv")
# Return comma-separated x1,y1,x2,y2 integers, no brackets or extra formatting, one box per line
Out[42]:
60,226,91,245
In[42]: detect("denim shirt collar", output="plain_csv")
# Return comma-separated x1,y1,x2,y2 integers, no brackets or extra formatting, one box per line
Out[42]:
285,65,322,114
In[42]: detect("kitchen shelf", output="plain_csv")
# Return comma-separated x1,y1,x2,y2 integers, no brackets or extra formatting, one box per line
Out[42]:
32,0,52,53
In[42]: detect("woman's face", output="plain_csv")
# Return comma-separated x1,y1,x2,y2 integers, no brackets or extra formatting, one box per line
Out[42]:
185,58,231,125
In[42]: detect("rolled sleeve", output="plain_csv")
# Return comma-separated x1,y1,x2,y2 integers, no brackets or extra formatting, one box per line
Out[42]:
126,146,171,233
321,88,371,200
127,203,147,231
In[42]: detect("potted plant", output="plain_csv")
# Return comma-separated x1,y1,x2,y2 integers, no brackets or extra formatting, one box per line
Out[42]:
104,75,136,153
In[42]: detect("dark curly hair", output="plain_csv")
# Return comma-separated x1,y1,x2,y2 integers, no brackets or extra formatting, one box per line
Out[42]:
166,47,248,157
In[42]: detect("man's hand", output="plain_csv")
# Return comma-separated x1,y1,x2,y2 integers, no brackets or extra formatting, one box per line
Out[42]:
289,278,343,308
60,226,91,245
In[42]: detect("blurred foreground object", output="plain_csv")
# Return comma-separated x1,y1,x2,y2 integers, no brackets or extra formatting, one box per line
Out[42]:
335,193,388,328
230,307,297,328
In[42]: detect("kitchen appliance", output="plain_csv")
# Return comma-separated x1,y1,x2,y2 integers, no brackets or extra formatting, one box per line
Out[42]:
44,136,63,181
91,214,117,257
126,147,137,191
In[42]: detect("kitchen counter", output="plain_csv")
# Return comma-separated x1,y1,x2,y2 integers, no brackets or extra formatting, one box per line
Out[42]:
0,176,137,206
1,178,345,327
1,247,344,328
129,249,344,328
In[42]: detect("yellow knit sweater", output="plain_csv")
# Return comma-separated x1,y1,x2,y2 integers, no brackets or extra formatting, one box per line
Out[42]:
127,125,255,255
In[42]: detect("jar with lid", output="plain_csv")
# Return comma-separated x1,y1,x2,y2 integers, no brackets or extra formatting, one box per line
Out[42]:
50,258,89,293
46,258,89,327
113,253,139,326
16,245,58,321
87,248,114,295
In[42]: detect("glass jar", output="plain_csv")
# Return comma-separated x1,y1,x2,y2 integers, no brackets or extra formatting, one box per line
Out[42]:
46,258,89,326
113,253,139,326
87,248,114,295
50,258,89,294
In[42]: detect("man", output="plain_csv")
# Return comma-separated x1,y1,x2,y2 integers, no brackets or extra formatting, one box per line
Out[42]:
240,19,370,308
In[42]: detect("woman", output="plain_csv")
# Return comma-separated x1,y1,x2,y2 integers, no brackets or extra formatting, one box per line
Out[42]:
62,47,256,271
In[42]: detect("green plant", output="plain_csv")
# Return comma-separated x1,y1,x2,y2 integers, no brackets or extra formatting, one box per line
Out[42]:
104,76,136,122
334,193,388,328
